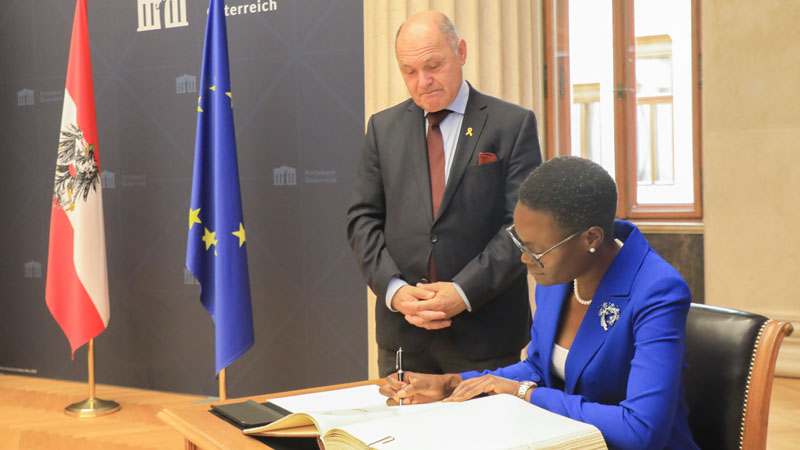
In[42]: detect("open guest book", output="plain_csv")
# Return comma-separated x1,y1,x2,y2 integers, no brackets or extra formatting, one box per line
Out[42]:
240,385,607,450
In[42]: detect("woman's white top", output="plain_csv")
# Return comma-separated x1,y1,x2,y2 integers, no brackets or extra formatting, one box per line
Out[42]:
551,343,569,381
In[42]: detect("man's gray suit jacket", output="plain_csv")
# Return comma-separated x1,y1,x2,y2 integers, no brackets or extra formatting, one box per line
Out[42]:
347,84,542,360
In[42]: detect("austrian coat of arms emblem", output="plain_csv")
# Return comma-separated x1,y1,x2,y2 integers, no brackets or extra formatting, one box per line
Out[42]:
54,124,100,211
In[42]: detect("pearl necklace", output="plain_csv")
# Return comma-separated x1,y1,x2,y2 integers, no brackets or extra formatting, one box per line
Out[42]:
573,279,592,306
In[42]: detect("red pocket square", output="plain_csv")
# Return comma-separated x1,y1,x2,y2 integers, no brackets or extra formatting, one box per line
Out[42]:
479,152,498,165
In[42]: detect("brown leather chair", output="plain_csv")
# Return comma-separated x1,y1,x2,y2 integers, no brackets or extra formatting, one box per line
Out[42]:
684,303,793,450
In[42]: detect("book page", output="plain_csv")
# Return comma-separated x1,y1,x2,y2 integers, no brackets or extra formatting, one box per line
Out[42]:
296,402,444,435
268,385,386,412
248,397,444,437
329,394,606,450
245,385,404,436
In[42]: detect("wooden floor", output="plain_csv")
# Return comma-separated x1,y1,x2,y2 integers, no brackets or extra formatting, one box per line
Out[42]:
0,374,798,449
765,376,800,450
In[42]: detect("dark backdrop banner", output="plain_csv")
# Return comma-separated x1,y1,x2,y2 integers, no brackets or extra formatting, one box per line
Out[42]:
0,0,366,397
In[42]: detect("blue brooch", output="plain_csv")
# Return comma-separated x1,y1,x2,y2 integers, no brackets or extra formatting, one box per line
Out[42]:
598,302,620,331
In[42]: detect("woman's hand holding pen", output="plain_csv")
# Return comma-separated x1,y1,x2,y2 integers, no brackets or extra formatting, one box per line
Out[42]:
380,372,462,405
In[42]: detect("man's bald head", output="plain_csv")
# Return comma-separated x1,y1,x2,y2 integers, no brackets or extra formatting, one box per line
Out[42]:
394,11,467,112
396,10,459,54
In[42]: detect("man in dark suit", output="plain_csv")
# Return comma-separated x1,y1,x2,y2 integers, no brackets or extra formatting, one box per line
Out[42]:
347,10,542,376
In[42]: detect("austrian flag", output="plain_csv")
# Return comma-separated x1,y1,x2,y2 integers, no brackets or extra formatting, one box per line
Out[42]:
46,0,110,357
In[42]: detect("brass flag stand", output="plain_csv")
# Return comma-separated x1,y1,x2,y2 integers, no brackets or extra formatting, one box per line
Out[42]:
65,339,120,417
219,368,227,400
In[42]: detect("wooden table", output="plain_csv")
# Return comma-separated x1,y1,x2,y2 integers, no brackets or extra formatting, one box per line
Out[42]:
157,380,381,450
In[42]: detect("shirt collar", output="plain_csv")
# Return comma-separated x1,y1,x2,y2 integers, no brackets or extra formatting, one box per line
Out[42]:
425,79,469,117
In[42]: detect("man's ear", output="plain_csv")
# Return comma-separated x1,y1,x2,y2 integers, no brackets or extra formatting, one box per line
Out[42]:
458,38,467,65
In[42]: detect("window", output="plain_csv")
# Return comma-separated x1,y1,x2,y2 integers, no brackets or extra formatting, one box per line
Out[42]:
572,83,602,162
543,0,702,219
636,35,674,187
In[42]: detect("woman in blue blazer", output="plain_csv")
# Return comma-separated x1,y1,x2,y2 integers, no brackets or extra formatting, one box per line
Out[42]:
381,156,699,450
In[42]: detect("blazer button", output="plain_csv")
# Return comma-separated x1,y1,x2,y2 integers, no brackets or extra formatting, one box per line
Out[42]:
420,277,430,284
430,234,438,243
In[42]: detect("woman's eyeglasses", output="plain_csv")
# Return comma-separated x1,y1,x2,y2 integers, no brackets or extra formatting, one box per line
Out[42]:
506,224,582,268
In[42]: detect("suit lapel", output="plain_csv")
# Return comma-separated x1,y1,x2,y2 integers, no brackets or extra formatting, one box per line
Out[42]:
435,85,487,222
565,295,630,394
564,223,647,394
406,102,434,222
538,283,570,389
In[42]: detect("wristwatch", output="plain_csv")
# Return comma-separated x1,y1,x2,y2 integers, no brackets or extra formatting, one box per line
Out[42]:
516,381,537,399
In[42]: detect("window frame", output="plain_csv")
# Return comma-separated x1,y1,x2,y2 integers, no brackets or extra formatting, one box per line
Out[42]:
543,0,703,220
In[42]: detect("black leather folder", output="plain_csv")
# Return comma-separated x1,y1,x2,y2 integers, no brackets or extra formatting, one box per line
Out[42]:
210,399,292,429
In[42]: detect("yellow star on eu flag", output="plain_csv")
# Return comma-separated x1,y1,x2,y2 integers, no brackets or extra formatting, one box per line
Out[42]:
202,227,217,251
232,222,246,247
189,208,201,229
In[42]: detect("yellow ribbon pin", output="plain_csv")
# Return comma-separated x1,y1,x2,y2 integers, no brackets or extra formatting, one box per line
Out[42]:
466,127,473,136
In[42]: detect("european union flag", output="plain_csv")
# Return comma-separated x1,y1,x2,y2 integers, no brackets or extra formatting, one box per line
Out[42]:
186,0,254,375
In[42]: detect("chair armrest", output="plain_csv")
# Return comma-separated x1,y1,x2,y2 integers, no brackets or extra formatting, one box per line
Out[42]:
741,320,794,450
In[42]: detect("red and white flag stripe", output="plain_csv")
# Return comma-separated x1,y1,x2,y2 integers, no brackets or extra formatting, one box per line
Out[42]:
46,0,109,357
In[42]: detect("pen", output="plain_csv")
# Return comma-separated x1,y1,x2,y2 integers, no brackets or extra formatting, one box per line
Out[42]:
395,347,404,405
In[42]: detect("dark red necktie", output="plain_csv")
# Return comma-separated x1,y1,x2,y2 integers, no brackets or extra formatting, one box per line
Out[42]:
426,109,450,281
427,109,451,217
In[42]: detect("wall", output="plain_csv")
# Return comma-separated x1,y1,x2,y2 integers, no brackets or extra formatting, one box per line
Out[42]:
0,0,367,396
645,231,705,303
702,0,800,375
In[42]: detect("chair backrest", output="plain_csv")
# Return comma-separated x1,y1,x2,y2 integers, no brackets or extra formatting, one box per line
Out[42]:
684,303,793,450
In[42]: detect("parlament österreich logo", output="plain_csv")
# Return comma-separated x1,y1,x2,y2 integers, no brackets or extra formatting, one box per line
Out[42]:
54,124,100,211
137,0,188,32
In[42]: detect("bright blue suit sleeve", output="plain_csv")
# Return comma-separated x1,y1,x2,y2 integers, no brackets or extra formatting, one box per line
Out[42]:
529,278,690,450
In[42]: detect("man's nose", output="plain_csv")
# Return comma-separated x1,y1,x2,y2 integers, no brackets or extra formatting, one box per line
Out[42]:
420,71,434,86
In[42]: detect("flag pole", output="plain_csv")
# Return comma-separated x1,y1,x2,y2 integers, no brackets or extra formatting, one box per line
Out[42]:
65,339,120,417
219,368,227,400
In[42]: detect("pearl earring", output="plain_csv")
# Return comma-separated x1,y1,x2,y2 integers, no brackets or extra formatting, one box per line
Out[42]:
589,248,596,253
